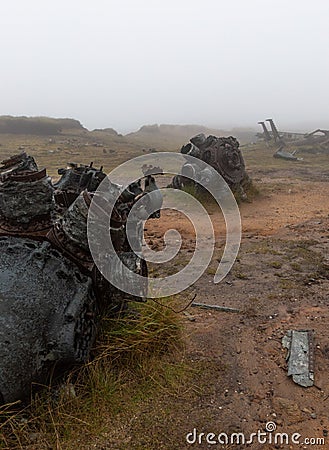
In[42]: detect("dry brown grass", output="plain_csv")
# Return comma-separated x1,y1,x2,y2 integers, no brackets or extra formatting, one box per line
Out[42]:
0,300,189,449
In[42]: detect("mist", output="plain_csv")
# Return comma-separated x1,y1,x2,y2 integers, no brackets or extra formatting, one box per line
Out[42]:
1,0,329,133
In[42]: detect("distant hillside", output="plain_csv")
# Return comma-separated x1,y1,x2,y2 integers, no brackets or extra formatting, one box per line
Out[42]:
92,127,122,136
126,124,256,150
0,116,86,135
0,116,256,150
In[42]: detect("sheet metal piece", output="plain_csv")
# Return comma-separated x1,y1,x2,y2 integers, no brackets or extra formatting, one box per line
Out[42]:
191,302,240,313
273,147,303,161
282,330,314,387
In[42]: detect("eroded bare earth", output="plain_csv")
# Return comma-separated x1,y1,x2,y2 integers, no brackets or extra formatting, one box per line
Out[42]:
142,157,329,449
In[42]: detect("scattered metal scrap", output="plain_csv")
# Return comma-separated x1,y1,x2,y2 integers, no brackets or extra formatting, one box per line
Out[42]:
257,118,329,158
273,146,303,161
282,330,314,387
258,119,329,149
191,302,240,313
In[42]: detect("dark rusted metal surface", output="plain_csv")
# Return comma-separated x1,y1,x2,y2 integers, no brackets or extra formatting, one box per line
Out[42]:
0,152,38,174
171,133,250,196
0,153,162,403
0,154,54,235
54,162,106,208
0,235,97,403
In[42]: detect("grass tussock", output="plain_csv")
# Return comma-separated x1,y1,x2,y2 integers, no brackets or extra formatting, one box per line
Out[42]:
181,176,259,207
94,299,183,372
0,300,187,449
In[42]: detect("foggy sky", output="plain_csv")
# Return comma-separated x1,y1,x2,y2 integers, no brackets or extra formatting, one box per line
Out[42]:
1,0,329,133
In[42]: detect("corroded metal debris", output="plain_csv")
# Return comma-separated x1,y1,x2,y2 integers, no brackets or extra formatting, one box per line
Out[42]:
258,118,329,154
191,302,240,313
170,134,251,198
0,152,54,238
282,330,314,387
0,152,162,403
273,146,303,161
53,161,106,207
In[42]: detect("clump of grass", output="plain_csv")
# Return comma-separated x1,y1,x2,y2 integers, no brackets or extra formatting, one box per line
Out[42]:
206,266,217,276
182,177,259,205
269,260,282,269
0,300,185,449
246,241,283,256
290,262,302,272
181,183,215,205
234,177,259,203
279,278,296,290
234,270,249,280
243,179,259,199
94,300,183,371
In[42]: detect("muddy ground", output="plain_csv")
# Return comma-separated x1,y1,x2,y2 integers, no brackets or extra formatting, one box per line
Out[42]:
140,153,329,450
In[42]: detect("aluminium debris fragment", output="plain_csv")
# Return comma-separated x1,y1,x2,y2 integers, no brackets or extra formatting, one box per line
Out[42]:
282,330,314,387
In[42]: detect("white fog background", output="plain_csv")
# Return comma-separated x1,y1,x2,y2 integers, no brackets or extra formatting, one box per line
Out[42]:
1,0,328,133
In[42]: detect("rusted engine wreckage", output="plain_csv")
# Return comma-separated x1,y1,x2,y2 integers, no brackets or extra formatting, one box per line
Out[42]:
0,152,161,404
170,134,250,199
